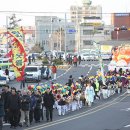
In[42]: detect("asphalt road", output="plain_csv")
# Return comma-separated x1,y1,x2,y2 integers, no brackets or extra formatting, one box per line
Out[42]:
3,91,130,130
3,60,130,130
24,93,130,130
8,60,109,89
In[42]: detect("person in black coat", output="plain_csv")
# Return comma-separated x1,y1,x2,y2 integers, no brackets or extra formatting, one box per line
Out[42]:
78,55,81,65
5,67,9,76
68,75,73,87
34,91,42,123
2,85,11,123
28,91,36,125
43,88,55,122
0,90,5,130
7,88,21,129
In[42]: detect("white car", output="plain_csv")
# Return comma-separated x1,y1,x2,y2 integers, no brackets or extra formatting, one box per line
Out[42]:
101,53,112,60
81,53,90,61
81,53,98,61
25,66,41,82
0,70,9,85
9,69,16,80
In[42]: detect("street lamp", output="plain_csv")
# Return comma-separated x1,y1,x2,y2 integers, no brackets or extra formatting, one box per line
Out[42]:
58,19,62,51
50,17,56,51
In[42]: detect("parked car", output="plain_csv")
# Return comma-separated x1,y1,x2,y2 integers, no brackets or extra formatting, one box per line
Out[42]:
101,53,112,60
80,53,90,61
9,69,16,80
25,66,41,82
0,70,9,85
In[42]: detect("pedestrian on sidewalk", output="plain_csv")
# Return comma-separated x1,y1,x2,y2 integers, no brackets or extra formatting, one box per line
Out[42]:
46,66,50,80
5,67,9,77
73,55,78,67
78,55,81,65
32,53,35,63
20,73,26,89
28,55,31,65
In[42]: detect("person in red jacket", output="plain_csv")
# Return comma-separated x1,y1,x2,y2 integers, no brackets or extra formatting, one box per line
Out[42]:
73,55,78,67
52,64,57,80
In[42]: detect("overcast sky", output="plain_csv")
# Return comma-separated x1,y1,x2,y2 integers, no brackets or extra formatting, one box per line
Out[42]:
0,0,130,26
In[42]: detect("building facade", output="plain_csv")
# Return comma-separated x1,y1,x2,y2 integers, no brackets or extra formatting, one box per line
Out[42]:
111,13,130,40
35,16,76,51
70,0,112,52
70,0,102,23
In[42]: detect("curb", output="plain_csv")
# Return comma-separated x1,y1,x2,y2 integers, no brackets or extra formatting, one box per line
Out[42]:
56,65,71,70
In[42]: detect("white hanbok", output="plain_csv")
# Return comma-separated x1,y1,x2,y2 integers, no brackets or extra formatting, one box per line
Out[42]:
85,86,95,106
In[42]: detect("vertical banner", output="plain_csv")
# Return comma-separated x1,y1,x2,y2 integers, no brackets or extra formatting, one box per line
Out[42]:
7,27,27,81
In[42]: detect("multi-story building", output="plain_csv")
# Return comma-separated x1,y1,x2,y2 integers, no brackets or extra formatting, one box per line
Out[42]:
22,26,35,53
77,17,112,51
111,13,130,40
70,0,113,52
35,16,76,51
70,0,102,23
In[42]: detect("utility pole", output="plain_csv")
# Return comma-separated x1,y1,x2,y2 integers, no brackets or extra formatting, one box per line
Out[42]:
50,16,53,51
93,41,105,85
6,16,9,54
64,13,67,57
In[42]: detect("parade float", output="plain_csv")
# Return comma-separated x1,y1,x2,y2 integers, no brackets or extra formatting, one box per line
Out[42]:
108,44,130,71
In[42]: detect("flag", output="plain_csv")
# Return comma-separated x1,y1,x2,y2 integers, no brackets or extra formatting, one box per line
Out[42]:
7,27,27,81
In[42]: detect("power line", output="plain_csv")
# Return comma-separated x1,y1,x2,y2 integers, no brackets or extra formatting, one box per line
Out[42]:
0,10,126,14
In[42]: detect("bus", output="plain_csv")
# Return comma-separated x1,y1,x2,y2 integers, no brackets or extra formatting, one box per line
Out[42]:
0,58,12,70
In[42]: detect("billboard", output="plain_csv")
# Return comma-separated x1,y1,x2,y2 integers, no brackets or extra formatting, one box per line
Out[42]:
108,44,130,70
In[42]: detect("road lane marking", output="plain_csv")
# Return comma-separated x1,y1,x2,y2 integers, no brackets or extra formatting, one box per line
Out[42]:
124,124,130,127
121,108,130,111
44,66,72,83
25,92,127,130
29,101,120,130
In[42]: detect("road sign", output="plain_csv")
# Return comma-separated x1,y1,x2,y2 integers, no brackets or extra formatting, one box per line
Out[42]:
68,29,76,33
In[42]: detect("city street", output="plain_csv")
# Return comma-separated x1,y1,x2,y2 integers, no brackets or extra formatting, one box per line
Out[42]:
23,93,130,130
8,60,109,89
3,60,130,130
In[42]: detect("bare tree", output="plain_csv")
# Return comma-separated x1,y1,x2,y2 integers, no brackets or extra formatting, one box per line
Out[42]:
30,44,42,53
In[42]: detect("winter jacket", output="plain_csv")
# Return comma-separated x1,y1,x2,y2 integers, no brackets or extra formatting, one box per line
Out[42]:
21,95,31,111
30,95,36,110
34,95,42,109
73,57,78,62
43,92,55,108
52,66,57,73
2,91,11,109
7,94,21,110
68,78,73,86
0,95,5,117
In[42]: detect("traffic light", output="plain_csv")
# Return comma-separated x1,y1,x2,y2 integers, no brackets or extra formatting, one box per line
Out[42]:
114,26,128,31
114,27,120,31
120,26,127,31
